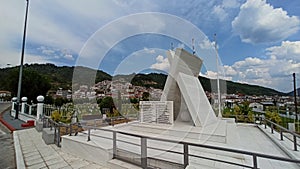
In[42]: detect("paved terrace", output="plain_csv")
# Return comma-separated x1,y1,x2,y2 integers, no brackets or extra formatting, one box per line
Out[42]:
1,102,300,169
0,103,108,169
14,128,108,169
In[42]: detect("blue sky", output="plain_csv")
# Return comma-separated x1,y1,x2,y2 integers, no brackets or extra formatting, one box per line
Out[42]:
0,0,300,92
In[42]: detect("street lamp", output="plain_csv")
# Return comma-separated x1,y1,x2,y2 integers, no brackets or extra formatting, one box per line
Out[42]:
15,0,29,119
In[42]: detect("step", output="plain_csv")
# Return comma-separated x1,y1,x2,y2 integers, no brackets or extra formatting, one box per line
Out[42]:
108,159,141,169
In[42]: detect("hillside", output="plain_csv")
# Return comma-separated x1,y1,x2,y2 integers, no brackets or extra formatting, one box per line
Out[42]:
0,63,286,96
287,88,300,97
0,63,112,91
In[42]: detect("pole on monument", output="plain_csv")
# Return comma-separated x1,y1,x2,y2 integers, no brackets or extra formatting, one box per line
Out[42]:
16,0,29,119
214,34,222,118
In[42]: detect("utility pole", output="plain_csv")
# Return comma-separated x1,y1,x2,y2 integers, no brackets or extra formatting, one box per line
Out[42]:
293,73,298,121
16,0,29,119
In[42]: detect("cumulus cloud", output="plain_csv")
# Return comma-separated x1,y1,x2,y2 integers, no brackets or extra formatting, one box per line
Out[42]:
212,0,240,22
64,54,74,61
232,0,300,44
199,39,215,49
212,5,228,22
150,55,169,71
223,41,300,92
143,47,156,54
266,41,300,62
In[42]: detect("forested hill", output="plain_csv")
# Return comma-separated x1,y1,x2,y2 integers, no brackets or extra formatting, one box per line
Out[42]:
0,63,286,96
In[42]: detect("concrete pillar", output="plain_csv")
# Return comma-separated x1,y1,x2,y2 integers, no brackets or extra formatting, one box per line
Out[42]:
29,105,32,115
21,97,28,114
36,95,44,121
11,97,17,117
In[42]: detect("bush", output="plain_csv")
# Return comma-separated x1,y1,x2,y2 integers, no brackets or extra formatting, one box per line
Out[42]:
51,110,61,122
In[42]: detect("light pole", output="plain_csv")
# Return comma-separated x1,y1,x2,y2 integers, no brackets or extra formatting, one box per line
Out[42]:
293,73,298,121
15,0,29,119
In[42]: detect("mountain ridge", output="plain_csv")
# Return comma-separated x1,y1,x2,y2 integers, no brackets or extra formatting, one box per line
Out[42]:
0,63,288,96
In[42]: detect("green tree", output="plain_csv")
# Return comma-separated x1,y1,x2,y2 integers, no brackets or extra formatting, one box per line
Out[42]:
5,69,51,102
99,97,115,114
265,110,282,124
142,92,150,101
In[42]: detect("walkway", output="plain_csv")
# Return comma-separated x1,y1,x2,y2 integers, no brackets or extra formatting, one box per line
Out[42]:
14,128,109,169
0,103,17,169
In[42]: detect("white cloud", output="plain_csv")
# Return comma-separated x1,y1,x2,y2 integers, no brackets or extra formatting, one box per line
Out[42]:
143,47,156,54
64,54,74,61
212,5,228,22
224,65,237,76
222,0,240,9
232,0,300,44
223,43,300,92
150,55,169,71
212,0,241,22
199,39,214,49
266,41,300,62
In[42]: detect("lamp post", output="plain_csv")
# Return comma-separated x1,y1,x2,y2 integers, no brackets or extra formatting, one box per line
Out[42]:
15,0,29,119
293,73,298,121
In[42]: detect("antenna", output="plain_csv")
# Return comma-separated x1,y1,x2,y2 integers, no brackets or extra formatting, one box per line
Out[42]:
192,38,195,55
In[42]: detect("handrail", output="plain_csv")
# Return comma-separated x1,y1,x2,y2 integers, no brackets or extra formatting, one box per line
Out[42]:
264,118,300,138
263,118,300,151
70,124,300,169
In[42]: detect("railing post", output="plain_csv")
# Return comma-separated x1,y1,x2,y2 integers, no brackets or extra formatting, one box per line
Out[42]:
87,128,91,141
141,137,147,169
280,129,283,141
183,143,189,168
57,125,61,147
264,119,267,129
113,131,117,159
253,155,258,169
69,123,72,136
271,123,274,134
294,135,297,151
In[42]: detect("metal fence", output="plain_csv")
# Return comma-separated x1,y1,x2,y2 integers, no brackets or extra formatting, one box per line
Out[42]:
64,123,300,169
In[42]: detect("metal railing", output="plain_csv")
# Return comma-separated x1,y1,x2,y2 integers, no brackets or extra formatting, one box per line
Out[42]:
42,116,81,147
263,118,300,151
66,123,300,169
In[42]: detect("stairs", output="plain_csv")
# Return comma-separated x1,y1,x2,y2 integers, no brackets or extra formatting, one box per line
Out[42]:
21,120,35,128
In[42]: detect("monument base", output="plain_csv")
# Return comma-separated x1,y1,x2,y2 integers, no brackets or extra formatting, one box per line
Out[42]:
61,119,245,168
115,120,226,143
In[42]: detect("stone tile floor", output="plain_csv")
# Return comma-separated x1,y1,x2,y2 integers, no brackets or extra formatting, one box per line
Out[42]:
14,128,109,169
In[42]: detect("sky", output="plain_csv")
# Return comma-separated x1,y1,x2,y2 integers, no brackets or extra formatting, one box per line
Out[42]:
0,0,300,93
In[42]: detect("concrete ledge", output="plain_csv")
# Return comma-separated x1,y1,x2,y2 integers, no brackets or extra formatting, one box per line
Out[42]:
257,125,300,163
35,121,43,132
42,128,55,144
108,159,142,169
13,132,26,169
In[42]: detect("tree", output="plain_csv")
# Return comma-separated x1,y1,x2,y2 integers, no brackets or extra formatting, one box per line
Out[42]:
5,68,51,102
142,92,150,101
99,97,115,114
265,110,282,124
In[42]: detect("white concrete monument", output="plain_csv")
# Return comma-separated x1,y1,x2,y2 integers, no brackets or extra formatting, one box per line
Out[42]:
61,48,245,169
161,48,218,127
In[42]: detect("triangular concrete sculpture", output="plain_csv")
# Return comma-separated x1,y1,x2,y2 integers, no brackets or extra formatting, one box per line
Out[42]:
161,48,218,127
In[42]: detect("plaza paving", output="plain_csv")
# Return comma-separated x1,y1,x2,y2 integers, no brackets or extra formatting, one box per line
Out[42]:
14,128,108,169
1,102,300,169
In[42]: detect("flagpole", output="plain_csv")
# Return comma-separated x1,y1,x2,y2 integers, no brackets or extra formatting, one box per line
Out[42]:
214,34,222,118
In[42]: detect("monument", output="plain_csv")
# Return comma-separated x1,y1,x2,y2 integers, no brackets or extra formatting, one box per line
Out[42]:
161,48,218,127
61,48,243,168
